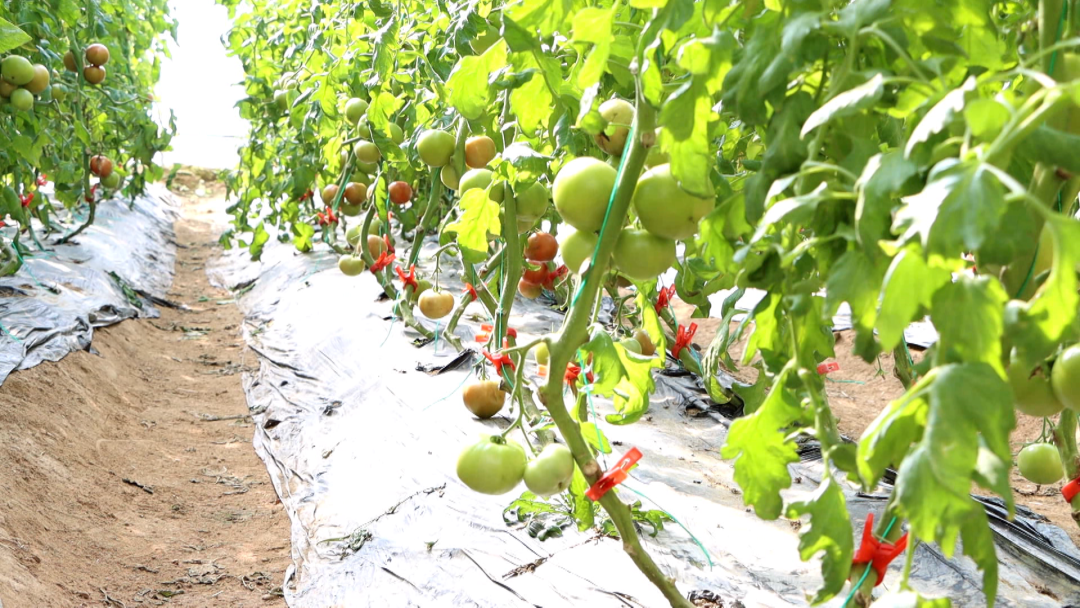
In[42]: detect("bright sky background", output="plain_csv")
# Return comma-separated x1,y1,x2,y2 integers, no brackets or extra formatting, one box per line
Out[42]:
155,0,247,170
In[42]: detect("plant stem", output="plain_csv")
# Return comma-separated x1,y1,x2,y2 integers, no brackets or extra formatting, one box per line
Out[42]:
539,98,691,607
1054,409,1080,529
408,168,445,267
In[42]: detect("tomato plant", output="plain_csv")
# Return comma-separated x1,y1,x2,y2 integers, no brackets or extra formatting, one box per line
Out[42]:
0,1,176,262
217,0,1080,605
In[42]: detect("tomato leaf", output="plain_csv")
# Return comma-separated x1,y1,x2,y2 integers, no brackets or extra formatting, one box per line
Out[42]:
905,78,975,158
785,478,853,604
720,366,804,519
800,73,884,137
446,42,508,120
570,7,615,90
874,244,950,352
445,189,500,263
580,328,662,425
580,422,611,454
929,276,1007,373
0,17,30,54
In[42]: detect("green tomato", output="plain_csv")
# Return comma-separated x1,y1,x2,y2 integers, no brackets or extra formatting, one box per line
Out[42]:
644,145,669,169
523,443,575,497
457,435,527,495
345,97,368,124
594,99,634,156
1052,344,1080,412
338,254,367,276
632,164,714,240
417,129,455,167
1017,443,1064,485
613,228,676,281
515,181,549,222
346,225,363,247
408,279,432,304
354,140,381,164
101,172,121,189
619,337,643,355
459,168,505,202
51,84,67,102
387,122,404,145
1,56,34,86
9,88,32,112
561,229,599,275
553,157,617,233
470,25,501,55
440,164,460,190
340,203,362,217
533,341,550,366
274,90,289,110
1007,356,1063,417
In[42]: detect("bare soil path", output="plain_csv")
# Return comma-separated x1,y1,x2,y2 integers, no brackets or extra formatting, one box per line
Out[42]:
0,182,290,607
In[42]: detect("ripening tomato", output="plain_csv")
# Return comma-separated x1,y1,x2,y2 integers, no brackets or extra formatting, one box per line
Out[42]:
525,232,558,262
518,278,542,299
388,181,413,205
634,328,657,357
465,135,496,168
462,381,506,419
63,51,77,72
1017,443,1064,485
594,99,634,156
83,65,106,85
344,182,367,206
522,262,549,284
321,184,340,205
90,155,114,179
367,234,386,258
523,443,574,497
85,43,110,67
25,65,49,95
457,435,527,495
418,289,454,319
0,80,15,98
553,157,617,232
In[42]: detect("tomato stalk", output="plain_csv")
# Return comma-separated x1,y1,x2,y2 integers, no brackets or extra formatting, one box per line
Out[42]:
538,96,692,607
406,168,445,267
1053,410,1080,528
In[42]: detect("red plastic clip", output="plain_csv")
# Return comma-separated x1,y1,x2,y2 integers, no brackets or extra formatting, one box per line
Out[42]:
370,251,395,273
19,193,34,208
817,362,840,375
383,234,394,254
655,285,677,313
316,206,338,226
462,283,478,302
585,447,643,501
483,349,516,376
299,189,313,202
543,265,569,290
36,174,47,186
852,513,909,587
564,363,595,386
1063,478,1080,503
671,323,698,359
395,264,419,290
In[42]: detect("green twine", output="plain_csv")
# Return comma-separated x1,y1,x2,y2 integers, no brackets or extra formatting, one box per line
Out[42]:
380,316,397,348
0,321,23,344
422,367,475,411
575,353,713,568
840,515,899,608
571,123,637,307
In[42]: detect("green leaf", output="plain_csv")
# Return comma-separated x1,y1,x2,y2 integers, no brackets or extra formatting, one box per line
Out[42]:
905,78,975,158
580,328,663,425
505,0,575,37
249,222,270,261
446,43,508,120
509,54,554,135
660,81,715,197
930,276,1007,372
568,465,595,530
1008,215,1080,367
800,73,884,137
0,17,31,54
571,7,615,89
892,364,1012,604
854,152,916,254
445,189,500,262
963,98,1010,141
875,244,950,351
894,160,1006,257
580,422,611,454
826,250,884,360
786,478,853,604
720,366,804,519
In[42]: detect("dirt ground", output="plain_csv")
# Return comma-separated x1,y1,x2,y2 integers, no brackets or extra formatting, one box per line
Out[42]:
0,177,290,607
673,302,1080,547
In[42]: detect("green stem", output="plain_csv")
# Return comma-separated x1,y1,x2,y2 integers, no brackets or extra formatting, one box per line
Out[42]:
407,168,445,267
540,98,690,608
1053,410,1080,529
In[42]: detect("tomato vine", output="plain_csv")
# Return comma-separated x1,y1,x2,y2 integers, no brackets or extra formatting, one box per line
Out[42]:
219,0,1080,605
